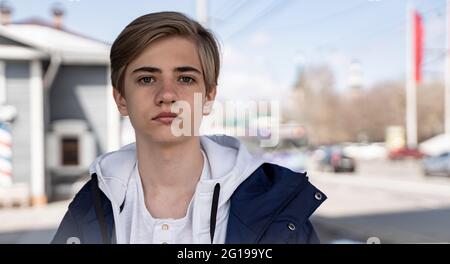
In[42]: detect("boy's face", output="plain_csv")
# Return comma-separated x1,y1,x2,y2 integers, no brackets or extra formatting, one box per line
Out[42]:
113,36,216,144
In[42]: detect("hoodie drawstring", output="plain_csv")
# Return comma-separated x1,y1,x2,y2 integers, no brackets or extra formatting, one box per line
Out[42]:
209,183,221,244
92,173,222,244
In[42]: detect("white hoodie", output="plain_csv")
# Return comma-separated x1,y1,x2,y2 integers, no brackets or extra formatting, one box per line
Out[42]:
88,135,266,244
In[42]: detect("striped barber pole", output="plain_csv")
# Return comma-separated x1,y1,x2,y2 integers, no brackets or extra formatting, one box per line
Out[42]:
0,122,12,187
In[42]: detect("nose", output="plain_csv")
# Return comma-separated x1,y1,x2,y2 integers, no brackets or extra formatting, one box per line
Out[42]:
155,81,178,106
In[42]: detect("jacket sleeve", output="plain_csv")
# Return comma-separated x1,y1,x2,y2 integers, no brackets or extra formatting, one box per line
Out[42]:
51,210,83,244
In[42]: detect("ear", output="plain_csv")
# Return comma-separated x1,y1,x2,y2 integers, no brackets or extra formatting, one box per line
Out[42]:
203,86,217,116
113,88,129,116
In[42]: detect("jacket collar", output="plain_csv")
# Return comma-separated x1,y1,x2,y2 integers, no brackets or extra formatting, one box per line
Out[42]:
226,163,326,243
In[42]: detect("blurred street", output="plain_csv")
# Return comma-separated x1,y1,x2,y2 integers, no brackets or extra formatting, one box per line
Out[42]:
311,159,450,244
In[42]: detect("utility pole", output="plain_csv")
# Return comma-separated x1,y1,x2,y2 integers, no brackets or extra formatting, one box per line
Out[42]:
445,0,450,135
406,2,418,148
196,0,208,27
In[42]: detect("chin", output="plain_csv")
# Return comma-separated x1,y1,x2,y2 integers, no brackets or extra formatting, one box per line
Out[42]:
136,121,200,144
154,135,186,144
147,128,188,145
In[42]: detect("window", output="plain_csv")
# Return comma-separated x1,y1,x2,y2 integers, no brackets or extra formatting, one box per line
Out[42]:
61,137,79,166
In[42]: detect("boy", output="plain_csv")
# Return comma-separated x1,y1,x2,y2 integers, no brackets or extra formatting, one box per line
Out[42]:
52,11,326,244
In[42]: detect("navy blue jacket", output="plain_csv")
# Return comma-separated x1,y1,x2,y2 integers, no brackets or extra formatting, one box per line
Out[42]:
51,163,326,244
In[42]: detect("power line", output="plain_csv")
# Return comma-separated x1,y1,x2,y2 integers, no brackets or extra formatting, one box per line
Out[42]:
224,0,294,41
318,1,446,53
266,0,372,32
214,0,241,19
216,0,256,25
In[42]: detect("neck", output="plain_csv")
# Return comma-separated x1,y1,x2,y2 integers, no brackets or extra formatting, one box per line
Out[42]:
135,135,204,196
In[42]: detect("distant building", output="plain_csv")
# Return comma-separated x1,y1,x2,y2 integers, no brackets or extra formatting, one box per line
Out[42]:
348,60,363,98
0,5,120,205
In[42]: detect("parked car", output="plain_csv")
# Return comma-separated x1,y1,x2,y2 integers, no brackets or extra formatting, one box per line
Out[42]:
388,147,426,160
317,146,356,173
422,152,450,177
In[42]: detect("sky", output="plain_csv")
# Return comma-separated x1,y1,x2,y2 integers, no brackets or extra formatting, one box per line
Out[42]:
7,0,447,101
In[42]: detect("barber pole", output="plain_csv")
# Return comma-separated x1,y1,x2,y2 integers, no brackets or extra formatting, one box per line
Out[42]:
0,122,12,187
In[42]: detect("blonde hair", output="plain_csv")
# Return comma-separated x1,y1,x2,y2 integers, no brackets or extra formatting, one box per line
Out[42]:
110,11,221,96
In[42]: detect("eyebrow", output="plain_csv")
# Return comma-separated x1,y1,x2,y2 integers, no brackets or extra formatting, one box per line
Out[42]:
132,66,202,75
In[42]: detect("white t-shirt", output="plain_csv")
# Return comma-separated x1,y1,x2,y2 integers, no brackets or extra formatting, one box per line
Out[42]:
120,150,210,244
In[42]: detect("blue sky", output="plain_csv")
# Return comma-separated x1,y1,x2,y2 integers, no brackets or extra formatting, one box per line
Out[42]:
8,0,447,100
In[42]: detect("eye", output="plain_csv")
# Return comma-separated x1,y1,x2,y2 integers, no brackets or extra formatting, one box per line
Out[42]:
138,76,155,84
178,76,195,84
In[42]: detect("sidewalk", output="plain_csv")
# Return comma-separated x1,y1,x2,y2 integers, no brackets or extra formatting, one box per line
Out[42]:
0,200,69,244
309,170,450,243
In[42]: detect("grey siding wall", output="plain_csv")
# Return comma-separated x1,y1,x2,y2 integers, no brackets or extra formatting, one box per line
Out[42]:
5,61,30,184
49,65,108,154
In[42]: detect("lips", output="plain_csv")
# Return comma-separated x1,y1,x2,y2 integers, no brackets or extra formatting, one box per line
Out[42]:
152,112,179,125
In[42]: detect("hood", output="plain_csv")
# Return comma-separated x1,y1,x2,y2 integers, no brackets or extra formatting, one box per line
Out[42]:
88,135,265,208
88,135,266,243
